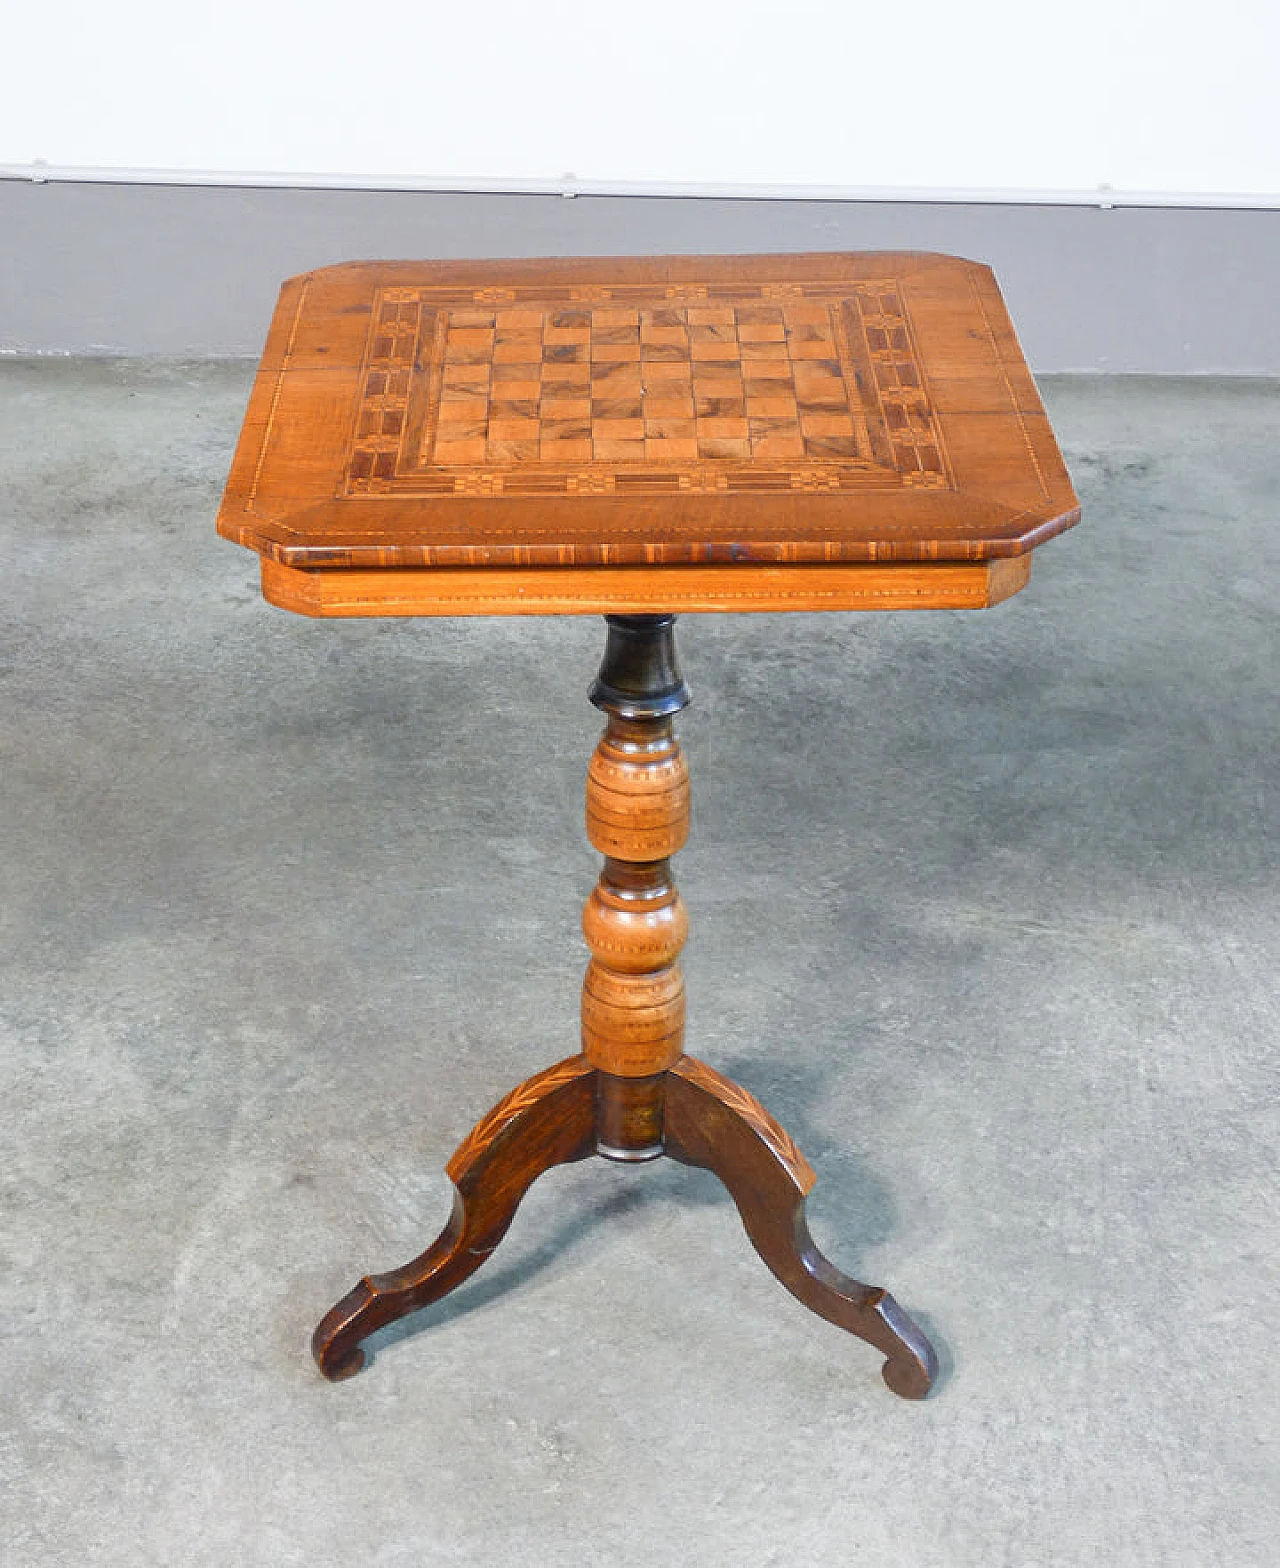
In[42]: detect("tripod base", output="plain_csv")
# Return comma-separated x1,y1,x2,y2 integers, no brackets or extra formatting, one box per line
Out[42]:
312,1054,937,1399
313,615,937,1400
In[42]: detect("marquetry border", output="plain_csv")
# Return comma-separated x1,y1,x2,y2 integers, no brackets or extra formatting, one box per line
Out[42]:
343,280,951,501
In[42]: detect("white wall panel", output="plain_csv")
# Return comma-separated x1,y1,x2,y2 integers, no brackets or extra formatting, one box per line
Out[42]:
3,1,1277,202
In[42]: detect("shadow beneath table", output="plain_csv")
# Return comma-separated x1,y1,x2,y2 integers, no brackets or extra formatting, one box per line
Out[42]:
352,1046,952,1395
673,1044,953,1395
352,1172,663,1367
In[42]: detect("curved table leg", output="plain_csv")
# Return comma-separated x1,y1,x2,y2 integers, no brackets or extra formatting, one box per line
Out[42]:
312,1055,598,1380
664,1056,938,1399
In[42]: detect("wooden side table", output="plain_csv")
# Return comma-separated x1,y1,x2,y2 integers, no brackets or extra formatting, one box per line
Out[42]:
218,252,1078,1398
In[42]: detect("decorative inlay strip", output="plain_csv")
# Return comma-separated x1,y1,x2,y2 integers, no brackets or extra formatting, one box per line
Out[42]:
672,1056,817,1194
444,1055,593,1180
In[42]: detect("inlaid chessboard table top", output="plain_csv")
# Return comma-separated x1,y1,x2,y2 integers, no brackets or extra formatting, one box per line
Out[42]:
218,252,1079,617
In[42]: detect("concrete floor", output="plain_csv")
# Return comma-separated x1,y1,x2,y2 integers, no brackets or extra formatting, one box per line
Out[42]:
1,364,1277,1564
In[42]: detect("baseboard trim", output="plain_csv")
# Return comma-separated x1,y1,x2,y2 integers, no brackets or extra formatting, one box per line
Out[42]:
4,179,1279,371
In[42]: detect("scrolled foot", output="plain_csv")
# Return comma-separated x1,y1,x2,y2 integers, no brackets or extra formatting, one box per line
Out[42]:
665,1056,938,1400
312,1280,378,1380
311,1055,597,1379
871,1288,938,1400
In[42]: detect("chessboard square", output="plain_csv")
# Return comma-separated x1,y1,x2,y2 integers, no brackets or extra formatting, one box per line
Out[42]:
591,363,643,392
542,362,592,388
748,415,800,440
805,433,860,458
543,342,590,364
698,435,750,459
696,377,743,401
591,342,642,362
641,363,692,389
740,358,792,381
541,396,592,421
790,337,841,360
493,378,541,401
646,416,697,439
691,338,741,361
489,398,540,420
541,416,592,439
443,341,492,365
644,437,699,461
549,309,591,329
593,438,646,461
544,325,591,345
735,303,784,324
688,323,739,346
433,437,488,464
487,438,541,462
738,340,789,361
594,307,640,327
788,318,834,339
796,358,844,382
592,397,644,419
494,309,543,330
737,321,786,342
640,342,691,364
494,336,543,362
643,396,695,420
641,307,686,328
442,363,491,387
695,395,746,418
801,413,856,438
539,436,594,461
445,327,494,352
693,381,745,406
594,417,646,441
691,360,742,381
639,324,687,347
593,323,641,346
698,416,749,440
488,417,541,440
796,393,849,419
686,306,736,325
438,392,491,416
435,413,488,440
793,368,846,401
780,303,830,326
745,394,799,418
751,433,806,460
493,359,541,380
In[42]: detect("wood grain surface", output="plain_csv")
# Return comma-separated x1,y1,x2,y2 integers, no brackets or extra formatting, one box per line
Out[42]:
218,252,1078,611
259,553,1032,616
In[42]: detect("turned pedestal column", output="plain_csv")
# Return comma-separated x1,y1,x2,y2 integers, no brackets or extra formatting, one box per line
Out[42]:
582,615,690,1158
310,615,937,1398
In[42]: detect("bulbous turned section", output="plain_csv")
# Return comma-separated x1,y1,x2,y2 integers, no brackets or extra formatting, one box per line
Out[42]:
586,718,690,862
581,860,689,971
581,959,686,1076
581,861,687,1077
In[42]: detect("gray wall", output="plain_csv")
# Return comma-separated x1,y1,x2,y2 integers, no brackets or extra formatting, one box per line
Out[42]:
3,178,1279,372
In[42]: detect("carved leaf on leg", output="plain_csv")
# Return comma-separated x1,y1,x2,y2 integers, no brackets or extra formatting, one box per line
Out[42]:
665,1056,938,1400
312,1056,598,1380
